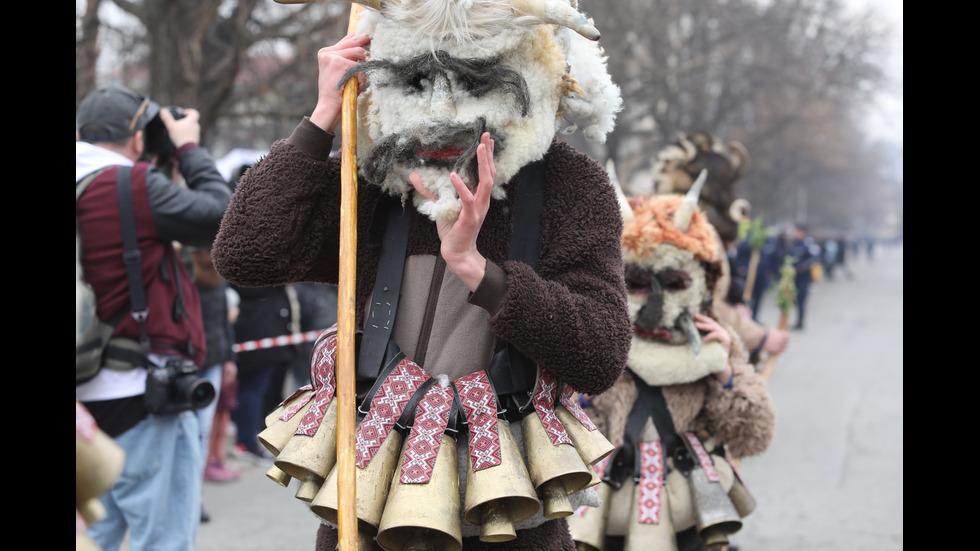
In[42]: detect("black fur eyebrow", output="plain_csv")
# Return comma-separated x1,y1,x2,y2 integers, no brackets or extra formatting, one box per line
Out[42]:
339,51,531,117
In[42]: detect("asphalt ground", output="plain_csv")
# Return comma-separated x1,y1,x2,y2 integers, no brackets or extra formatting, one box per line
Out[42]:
186,241,903,551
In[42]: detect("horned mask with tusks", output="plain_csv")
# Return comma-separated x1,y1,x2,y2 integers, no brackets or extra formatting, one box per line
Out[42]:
616,171,728,384
281,0,622,223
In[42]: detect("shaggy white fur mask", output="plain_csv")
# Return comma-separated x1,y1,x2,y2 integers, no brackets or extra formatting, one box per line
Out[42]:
351,0,622,222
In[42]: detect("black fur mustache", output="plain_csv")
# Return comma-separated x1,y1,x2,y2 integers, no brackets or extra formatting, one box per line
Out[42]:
360,118,494,188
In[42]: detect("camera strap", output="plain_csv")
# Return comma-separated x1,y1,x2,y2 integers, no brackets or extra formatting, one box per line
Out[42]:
116,166,151,366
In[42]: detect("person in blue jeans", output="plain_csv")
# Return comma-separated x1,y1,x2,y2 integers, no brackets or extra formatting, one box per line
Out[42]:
76,84,231,550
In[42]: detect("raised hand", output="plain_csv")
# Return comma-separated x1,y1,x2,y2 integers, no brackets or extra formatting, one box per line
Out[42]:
410,132,496,291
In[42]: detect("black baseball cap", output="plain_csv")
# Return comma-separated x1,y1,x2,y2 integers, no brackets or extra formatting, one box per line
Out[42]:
77,84,161,142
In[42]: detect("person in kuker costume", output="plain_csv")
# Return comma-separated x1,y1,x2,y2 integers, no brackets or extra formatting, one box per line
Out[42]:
566,177,776,551
209,0,631,550
651,132,789,367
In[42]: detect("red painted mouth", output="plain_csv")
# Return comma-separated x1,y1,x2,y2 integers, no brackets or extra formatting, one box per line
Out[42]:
634,326,672,341
417,146,466,161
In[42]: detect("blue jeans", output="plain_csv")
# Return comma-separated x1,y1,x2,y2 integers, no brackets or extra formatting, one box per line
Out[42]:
196,363,223,465
88,410,203,551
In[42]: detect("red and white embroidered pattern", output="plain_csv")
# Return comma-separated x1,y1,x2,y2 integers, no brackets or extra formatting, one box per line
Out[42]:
637,440,665,524
399,384,454,483
278,387,314,422
559,383,597,430
355,358,430,469
76,401,96,441
296,329,339,435
456,371,501,472
533,368,572,446
684,432,719,482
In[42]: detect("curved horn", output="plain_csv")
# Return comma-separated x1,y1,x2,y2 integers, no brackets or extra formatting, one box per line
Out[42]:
678,133,698,162
729,198,751,223
510,0,600,40
728,141,751,180
606,158,634,225
673,169,707,234
274,0,383,11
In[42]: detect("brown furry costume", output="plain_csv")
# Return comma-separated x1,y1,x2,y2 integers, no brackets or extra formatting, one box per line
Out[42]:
568,193,775,551
212,124,631,551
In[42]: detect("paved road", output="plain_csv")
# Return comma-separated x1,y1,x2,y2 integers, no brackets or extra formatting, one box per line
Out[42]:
192,242,903,551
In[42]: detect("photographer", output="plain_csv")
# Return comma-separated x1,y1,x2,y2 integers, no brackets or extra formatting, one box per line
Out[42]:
76,83,231,551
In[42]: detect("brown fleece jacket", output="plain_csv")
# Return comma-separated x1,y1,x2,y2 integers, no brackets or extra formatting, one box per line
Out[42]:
211,118,631,550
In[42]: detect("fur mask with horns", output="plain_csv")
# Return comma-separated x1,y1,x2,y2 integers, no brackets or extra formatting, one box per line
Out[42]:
283,0,623,223
652,131,751,245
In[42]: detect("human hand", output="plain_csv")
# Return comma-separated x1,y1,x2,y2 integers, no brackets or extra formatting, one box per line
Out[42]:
310,33,371,133
762,327,789,355
222,361,237,383
694,312,735,385
694,312,731,357
160,107,201,150
410,132,495,291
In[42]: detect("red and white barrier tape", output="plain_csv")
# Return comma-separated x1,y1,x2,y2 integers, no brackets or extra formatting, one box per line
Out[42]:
232,329,327,353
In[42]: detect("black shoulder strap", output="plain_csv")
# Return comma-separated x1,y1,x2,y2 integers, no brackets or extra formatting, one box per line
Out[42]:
507,159,546,266
357,196,411,380
630,371,683,460
116,166,152,364
487,159,546,400
602,372,683,487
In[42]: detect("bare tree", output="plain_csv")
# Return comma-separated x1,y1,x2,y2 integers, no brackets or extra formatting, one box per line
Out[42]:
76,0,348,150
575,0,895,231
76,0,899,233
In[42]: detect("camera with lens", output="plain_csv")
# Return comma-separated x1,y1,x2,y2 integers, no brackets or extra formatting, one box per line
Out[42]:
144,356,215,415
143,106,186,164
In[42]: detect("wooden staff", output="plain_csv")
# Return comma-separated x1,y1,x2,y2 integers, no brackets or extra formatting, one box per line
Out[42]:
760,256,796,381
337,6,364,550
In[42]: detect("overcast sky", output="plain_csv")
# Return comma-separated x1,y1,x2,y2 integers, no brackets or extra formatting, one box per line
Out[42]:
851,0,903,149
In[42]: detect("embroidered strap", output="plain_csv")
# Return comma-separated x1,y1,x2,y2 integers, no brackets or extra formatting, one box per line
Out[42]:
637,441,666,524
531,368,572,446
455,370,502,471
295,327,339,435
354,357,430,469
399,384,457,483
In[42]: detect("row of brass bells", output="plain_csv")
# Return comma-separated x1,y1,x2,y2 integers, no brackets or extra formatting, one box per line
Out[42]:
571,443,749,550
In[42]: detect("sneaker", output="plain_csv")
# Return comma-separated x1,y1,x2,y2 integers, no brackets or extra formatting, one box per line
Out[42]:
205,460,242,483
